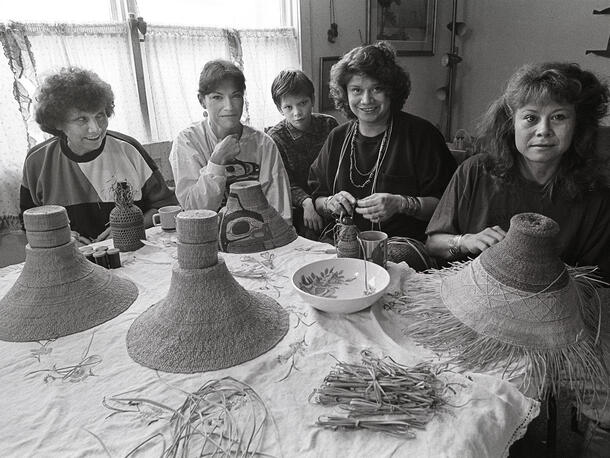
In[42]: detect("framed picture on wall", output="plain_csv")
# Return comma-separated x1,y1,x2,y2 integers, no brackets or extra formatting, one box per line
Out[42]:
366,0,437,56
319,56,340,112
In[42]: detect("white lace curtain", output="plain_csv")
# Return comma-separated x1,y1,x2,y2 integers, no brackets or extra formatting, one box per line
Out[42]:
239,28,300,130
143,26,231,142
144,26,299,140
26,23,147,142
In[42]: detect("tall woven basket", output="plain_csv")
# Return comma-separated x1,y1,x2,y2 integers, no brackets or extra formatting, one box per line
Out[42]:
110,181,146,252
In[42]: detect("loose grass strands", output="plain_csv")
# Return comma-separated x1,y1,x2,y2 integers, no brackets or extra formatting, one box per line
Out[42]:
103,377,278,457
310,350,448,437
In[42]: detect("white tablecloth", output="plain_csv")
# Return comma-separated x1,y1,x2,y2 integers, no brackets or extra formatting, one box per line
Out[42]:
0,228,539,457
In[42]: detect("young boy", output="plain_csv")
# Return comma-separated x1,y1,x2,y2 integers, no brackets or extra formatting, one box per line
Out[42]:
266,69,338,240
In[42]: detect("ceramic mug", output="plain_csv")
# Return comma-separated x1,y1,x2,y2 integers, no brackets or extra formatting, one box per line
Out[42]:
357,230,388,269
152,205,182,231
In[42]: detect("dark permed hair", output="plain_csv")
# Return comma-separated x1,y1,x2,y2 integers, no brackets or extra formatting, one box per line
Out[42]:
34,67,115,136
476,62,610,198
270,69,315,110
198,59,246,98
329,41,411,119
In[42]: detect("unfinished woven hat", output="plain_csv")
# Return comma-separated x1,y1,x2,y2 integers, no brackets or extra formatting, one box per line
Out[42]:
387,237,436,272
0,205,138,342
218,180,297,253
387,213,607,402
126,209,289,373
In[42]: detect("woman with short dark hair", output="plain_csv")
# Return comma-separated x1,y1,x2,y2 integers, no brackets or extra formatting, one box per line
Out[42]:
21,66,177,241
308,41,456,242
426,62,610,281
170,59,291,221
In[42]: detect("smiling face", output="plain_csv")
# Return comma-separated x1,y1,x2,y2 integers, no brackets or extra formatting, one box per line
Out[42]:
513,100,576,175
346,74,391,129
200,79,244,139
59,108,108,155
279,94,313,132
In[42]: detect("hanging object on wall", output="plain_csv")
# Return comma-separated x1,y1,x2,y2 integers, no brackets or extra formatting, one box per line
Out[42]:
586,7,610,57
439,0,468,140
328,0,338,43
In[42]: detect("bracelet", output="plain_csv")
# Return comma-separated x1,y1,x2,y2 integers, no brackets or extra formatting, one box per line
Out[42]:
401,195,421,216
448,234,464,257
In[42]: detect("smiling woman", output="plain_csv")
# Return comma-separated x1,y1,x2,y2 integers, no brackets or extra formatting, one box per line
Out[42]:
20,67,177,241
308,41,456,255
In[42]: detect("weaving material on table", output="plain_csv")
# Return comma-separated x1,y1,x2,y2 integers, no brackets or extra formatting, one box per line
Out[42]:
0,226,540,456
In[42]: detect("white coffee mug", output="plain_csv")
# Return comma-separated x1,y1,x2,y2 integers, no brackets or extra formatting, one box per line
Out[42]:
152,205,182,230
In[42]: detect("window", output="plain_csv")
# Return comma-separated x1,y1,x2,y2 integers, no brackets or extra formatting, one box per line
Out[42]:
0,0,300,221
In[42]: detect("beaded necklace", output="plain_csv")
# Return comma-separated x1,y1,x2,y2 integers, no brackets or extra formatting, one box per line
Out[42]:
348,119,393,189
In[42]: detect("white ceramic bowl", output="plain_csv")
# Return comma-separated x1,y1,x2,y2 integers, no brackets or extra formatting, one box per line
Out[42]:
292,258,390,314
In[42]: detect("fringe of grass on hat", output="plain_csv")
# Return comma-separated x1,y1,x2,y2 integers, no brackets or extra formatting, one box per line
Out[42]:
386,262,609,408
309,350,451,438
100,376,279,457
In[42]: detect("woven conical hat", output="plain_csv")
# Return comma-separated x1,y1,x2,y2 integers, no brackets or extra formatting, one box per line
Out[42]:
0,206,138,342
126,209,289,373
218,180,297,253
388,213,607,402
440,212,583,349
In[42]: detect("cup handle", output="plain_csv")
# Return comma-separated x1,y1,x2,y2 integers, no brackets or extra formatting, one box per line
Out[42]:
153,213,161,226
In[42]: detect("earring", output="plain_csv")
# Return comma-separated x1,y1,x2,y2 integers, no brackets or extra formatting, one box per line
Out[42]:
203,109,208,118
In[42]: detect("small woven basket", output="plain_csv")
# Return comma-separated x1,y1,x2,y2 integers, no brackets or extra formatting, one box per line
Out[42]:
109,182,146,252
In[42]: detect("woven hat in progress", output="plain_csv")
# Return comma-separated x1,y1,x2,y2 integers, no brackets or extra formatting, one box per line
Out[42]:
387,237,435,272
0,205,138,342
218,180,297,253
126,209,289,373
388,213,607,402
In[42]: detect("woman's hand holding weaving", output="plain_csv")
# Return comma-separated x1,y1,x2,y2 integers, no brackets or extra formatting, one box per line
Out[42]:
355,193,401,223
210,134,241,165
461,226,507,255
326,191,357,216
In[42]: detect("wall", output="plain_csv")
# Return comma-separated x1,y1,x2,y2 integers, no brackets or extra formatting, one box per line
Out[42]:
300,0,455,129
300,0,610,138
458,0,610,134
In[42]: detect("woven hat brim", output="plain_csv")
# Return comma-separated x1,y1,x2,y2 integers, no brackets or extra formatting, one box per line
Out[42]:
440,258,585,349
391,260,608,404
0,267,138,342
126,291,289,373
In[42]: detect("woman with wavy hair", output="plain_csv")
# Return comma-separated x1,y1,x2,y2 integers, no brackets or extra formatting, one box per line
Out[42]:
308,41,456,242
21,66,177,242
426,62,610,281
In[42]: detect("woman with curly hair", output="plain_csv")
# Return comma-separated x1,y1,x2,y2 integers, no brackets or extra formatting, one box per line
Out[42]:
426,62,610,281
20,67,177,241
308,41,456,242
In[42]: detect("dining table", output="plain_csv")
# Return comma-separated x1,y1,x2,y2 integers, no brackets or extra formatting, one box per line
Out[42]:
0,227,541,457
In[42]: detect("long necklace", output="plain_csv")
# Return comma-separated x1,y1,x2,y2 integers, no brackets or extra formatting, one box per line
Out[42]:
348,119,393,189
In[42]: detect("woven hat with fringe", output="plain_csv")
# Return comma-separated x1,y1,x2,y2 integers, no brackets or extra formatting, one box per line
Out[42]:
0,205,138,342
392,212,608,404
218,180,297,253
127,209,289,373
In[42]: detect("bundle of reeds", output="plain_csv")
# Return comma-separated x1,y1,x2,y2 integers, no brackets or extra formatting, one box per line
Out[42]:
310,350,448,437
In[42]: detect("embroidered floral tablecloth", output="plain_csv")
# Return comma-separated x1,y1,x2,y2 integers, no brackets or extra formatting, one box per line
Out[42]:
0,228,539,457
